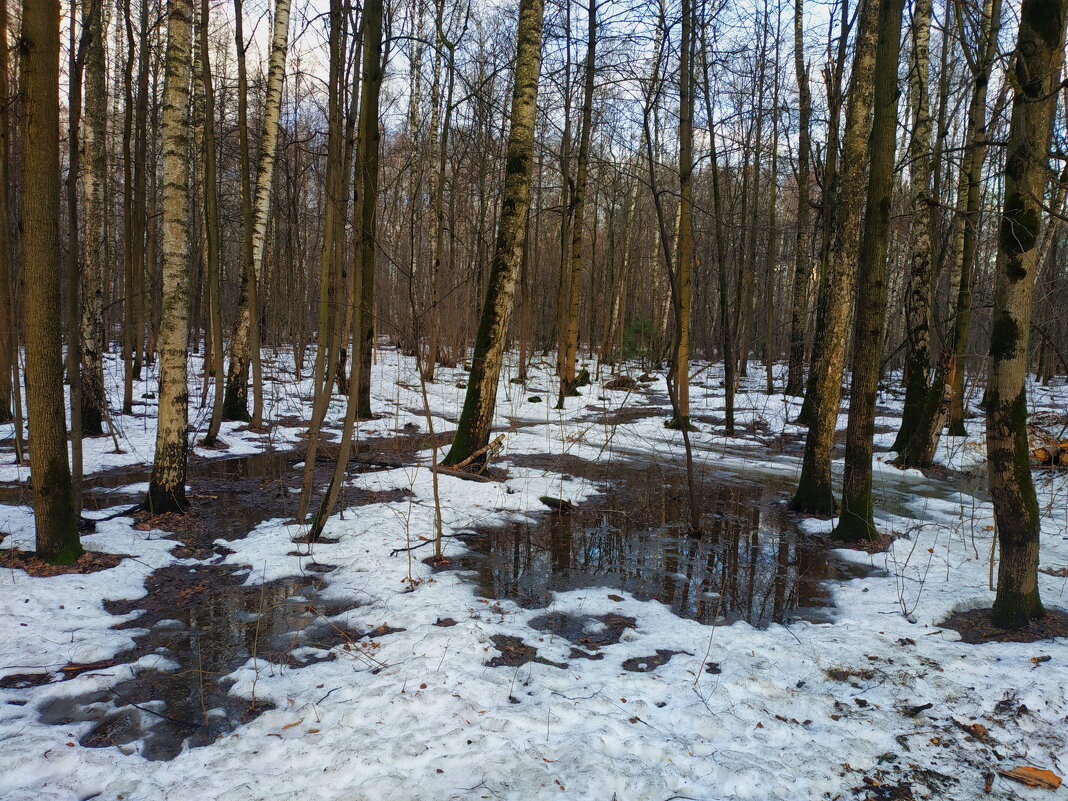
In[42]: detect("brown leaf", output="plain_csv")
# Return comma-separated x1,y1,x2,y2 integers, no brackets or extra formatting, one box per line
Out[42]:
280,719,303,730
999,767,1062,790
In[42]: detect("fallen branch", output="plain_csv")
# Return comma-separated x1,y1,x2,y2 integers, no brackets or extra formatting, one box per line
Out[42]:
452,433,506,472
431,465,496,483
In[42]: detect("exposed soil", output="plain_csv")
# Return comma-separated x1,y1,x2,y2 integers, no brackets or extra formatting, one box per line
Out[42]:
938,607,1068,644
0,549,127,576
527,611,637,648
621,649,687,672
486,634,568,669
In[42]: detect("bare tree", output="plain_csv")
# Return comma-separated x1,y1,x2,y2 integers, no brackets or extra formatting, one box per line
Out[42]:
835,0,905,541
146,0,194,514
21,0,82,561
986,0,1067,628
442,0,545,467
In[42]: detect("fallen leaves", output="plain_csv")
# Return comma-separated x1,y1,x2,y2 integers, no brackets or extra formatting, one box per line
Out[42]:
999,766,1062,790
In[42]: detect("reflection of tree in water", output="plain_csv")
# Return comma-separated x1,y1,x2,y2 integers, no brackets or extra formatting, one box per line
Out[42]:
39,569,359,761
464,474,842,626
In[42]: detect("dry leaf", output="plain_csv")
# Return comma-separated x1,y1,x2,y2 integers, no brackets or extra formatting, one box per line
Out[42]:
280,719,303,730
999,766,1062,790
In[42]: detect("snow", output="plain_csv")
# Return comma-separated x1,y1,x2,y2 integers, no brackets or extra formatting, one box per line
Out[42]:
1,348,1066,800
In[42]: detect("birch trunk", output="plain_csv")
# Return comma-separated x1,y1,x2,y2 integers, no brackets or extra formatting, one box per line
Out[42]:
223,0,292,424
442,0,545,467
893,0,940,466
146,0,194,515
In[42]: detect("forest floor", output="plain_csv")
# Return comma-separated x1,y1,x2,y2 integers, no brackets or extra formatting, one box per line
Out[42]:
0,348,1066,801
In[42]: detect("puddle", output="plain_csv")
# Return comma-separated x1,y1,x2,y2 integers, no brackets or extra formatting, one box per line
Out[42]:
0,447,408,760
457,462,880,627
31,564,366,760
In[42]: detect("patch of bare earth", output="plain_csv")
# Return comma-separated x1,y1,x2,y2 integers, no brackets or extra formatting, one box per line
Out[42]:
0,549,126,576
939,607,1068,644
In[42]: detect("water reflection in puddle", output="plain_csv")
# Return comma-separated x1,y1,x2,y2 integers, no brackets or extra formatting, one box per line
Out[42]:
458,464,879,626
34,565,361,760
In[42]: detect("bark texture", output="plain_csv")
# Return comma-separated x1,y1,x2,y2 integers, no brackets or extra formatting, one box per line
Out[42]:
146,0,194,515
21,0,82,562
946,0,1002,436
223,0,292,423
986,0,1067,628
835,0,905,541
789,0,880,515
80,0,108,436
785,0,812,399
892,0,934,460
442,0,545,466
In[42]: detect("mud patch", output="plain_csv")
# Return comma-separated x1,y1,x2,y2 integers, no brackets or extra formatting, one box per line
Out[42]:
527,612,636,648
621,649,686,672
487,635,567,669
0,549,127,576
938,607,1068,644
25,564,365,760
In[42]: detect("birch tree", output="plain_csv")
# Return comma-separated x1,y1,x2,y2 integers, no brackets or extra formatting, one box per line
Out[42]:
442,0,545,467
146,0,193,514
223,0,292,424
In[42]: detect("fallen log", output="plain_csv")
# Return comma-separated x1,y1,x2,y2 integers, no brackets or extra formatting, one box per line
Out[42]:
431,465,496,483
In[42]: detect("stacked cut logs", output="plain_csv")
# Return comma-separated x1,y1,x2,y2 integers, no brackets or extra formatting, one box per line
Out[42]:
1030,425,1068,467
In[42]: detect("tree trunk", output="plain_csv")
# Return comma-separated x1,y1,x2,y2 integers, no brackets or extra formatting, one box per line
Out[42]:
199,0,225,446
442,0,544,467
80,0,107,437
986,0,1067,628
789,0,880,516
834,0,905,541
21,0,82,562
558,0,596,408
893,0,942,466
0,0,11,425
795,0,848,426
668,0,693,429
785,0,812,398
946,0,1002,436
223,0,291,424
297,0,348,522
146,0,194,515
355,0,386,422
697,22,734,434
307,0,384,540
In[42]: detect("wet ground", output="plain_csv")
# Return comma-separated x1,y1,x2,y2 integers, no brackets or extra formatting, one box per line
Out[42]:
28,568,366,761
0,438,422,760
457,454,883,627
1,429,932,761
